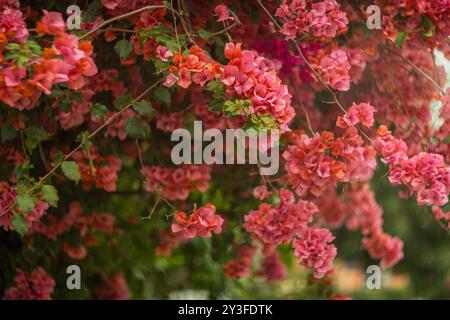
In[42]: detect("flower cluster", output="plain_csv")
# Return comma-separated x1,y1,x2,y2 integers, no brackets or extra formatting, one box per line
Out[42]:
163,45,219,88
3,267,55,300
0,182,49,232
30,201,118,260
374,125,450,207
72,146,122,192
171,204,224,239
224,246,257,279
336,102,376,128
362,232,404,269
431,206,450,229
0,9,97,110
315,49,351,91
141,165,211,201
163,43,296,130
156,111,184,132
283,127,376,197
244,188,317,245
256,251,286,283
275,0,348,39
155,229,187,257
315,183,404,268
95,273,130,300
293,227,337,279
220,43,295,130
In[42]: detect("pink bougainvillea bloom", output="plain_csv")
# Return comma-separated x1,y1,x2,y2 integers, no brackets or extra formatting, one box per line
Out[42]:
36,10,65,35
101,0,122,10
95,273,130,300
362,232,404,269
215,4,234,22
253,185,272,200
293,226,337,279
318,49,351,91
3,267,55,300
156,45,173,62
0,8,29,42
164,73,178,87
171,204,224,239
177,67,192,89
337,102,376,128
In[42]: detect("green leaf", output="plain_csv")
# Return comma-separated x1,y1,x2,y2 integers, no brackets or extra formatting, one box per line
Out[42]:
82,0,103,23
1,123,17,142
25,137,38,154
91,103,108,118
114,39,133,60
422,16,435,37
394,32,408,47
41,185,59,207
51,151,64,167
13,163,30,179
114,94,133,110
76,131,92,151
59,100,71,113
197,29,214,40
208,99,223,112
125,118,150,139
24,126,51,142
154,87,171,106
61,161,81,183
17,193,35,214
132,100,155,116
11,215,28,237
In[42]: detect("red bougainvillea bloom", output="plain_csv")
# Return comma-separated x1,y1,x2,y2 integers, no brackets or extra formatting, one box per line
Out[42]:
244,188,317,245
224,246,257,279
95,273,130,300
72,146,122,192
155,45,173,62
256,251,286,283
0,182,49,232
293,226,337,279
215,4,234,22
275,0,348,39
337,102,376,128
0,7,29,43
316,49,351,91
36,10,65,35
141,165,210,201
283,128,376,197
374,125,450,207
3,267,55,300
362,232,404,269
63,243,87,260
253,185,272,200
171,204,224,239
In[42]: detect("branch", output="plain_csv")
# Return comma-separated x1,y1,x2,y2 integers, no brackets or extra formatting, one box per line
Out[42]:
0,79,163,218
255,0,373,143
385,45,446,95
79,5,166,40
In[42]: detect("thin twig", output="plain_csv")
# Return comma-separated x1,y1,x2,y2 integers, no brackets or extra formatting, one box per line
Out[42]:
170,0,182,51
0,79,163,218
135,140,145,169
385,46,445,95
256,0,373,143
79,5,166,40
